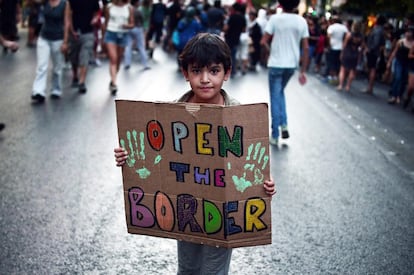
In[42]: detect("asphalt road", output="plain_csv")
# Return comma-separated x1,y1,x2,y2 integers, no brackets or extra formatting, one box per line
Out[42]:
0,30,413,274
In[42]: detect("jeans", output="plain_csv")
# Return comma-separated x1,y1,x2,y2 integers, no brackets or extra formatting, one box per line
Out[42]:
391,59,408,98
124,27,148,68
177,240,232,275
268,67,295,139
32,36,64,96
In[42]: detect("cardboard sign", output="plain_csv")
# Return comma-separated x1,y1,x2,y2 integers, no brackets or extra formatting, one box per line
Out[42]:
115,100,272,248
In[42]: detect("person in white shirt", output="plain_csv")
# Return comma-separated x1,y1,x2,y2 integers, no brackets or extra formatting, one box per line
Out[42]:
326,16,348,83
103,0,134,95
260,0,309,146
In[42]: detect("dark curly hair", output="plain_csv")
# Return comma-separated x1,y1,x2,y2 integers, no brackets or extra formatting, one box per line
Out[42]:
179,33,232,73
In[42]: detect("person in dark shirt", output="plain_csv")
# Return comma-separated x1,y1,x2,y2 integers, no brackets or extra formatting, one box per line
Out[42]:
31,0,66,103
63,0,100,94
223,2,246,77
362,14,386,94
0,0,19,131
206,0,225,35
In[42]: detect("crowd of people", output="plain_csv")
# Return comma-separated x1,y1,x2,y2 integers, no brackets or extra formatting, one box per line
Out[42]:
305,12,414,110
1,0,414,122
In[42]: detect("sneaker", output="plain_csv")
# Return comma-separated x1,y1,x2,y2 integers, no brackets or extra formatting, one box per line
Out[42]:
269,137,278,146
71,78,79,88
0,123,5,132
78,83,87,94
50,94,61,100
281,126,290,139
94,58,102,67
109,81,117,95
31,93,45,103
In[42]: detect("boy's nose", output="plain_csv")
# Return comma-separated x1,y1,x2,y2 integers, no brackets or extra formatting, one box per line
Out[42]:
200,72,209,82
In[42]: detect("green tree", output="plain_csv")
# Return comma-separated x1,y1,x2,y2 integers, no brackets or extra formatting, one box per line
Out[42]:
341,0,414,18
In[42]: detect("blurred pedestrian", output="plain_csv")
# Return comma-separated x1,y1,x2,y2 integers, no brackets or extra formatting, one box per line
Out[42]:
0,0,20,52
362,14,386,95
386,26,414,104
403,42,414,110
145,0,166,59
326,15,348,85
114,32,276,275
223,2,246,77
206,0,225,35
260,0,309,146
124,0,150,70
247,10,262,72
337,21,363,92
174,5,202,68
26,0,43,47
164,0,182,52
31,0,66,103
0,2,19,130
63,0,100,94
103,0,134,95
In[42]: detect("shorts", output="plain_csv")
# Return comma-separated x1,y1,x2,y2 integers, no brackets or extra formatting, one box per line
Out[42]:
68,32,95,67
327,49,341,73
104,30,128,47
366,52,379,69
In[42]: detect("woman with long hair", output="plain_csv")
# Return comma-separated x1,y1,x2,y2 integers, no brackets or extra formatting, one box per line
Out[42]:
103,0,134,95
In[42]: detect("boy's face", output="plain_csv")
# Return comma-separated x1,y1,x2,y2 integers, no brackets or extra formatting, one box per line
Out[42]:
182,63,231,105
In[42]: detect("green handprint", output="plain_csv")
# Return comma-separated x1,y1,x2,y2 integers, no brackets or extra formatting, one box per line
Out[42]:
228,142,269,192
120,130,162,179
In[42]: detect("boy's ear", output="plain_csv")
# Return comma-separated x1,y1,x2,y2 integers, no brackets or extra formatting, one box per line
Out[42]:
224,67,232,81
181,68,189,80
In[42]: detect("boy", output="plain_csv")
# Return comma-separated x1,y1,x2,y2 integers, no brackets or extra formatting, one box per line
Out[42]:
114,33,276,274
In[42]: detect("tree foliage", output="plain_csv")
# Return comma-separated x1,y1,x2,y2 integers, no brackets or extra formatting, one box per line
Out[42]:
340,0,414,18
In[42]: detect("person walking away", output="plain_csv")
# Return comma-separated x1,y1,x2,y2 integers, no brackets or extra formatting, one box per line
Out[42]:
103,0,134,95
145,0,166,59
381,23,397,84
386,26,414,104
206,0,224,35
336,21,363,92
114,32,276,275
403,41,414,110
247,10,262,72
362,14,386,94
260,0,309,146
238,30,250,75
124,0,150,70
62,0,100,94
174,6,202,69
325,15,348,85
31,0,66,103
306,17,319,71
0,0,20,53
164,0,182,53
223,2,246,78
0,0,19,131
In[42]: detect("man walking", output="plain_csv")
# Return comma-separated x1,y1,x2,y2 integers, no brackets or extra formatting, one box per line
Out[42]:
62,0,100,94
260,0,309,146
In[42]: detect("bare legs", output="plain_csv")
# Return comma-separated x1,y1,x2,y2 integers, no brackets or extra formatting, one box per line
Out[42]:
337,66,356,92
106,42,125,86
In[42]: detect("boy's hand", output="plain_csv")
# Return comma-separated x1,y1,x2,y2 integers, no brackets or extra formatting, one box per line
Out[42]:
263,179,276,196
114,147,128,167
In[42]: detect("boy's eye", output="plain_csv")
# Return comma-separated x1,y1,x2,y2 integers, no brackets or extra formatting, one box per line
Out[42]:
210,68,220,74
191,68,201,73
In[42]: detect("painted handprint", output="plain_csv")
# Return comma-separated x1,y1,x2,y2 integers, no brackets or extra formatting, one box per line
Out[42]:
120,130,162,179
228,142,269,192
